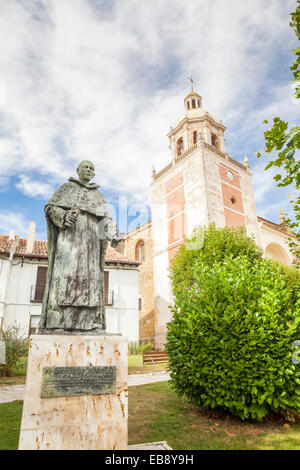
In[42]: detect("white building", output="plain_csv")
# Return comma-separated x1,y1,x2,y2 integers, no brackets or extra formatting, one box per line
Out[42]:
0,222,140,342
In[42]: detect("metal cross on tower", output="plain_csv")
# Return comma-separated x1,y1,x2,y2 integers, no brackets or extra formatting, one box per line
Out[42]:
187,75,196,91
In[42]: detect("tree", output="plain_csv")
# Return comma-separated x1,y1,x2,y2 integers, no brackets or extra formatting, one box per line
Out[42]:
169,225,262,296
166,228,300,420
257,2,300,265
0,326,28,377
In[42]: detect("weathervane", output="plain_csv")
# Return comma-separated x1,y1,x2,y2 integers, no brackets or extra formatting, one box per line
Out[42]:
187,75,196,91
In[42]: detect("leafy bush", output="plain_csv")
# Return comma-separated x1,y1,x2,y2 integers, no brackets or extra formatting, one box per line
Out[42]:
0,326,28,377
166,255,300,420
128,340,152,355
170,225,263,296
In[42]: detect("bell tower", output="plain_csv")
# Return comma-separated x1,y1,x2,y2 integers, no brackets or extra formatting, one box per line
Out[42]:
151,89,260,349
167,91,226,162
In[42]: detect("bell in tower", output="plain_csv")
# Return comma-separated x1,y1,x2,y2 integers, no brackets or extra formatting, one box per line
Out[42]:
184,91,202,112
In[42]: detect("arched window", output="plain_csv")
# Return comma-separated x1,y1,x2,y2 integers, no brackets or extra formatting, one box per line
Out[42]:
211,134,218,149
264,243,291,265
135,240,145,262
192,99,196,109
177,138,184,156
198,99,200,107
193,131,197,144
187,101,190,109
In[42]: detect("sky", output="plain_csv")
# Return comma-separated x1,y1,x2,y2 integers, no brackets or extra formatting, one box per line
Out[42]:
0,0,299,240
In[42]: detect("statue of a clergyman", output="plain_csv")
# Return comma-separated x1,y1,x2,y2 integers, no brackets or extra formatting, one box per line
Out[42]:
39,161,121,334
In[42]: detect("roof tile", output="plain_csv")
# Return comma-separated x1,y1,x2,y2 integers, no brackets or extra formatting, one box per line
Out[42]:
0,234,138,265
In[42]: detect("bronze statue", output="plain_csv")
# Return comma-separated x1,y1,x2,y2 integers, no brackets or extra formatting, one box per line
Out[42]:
39,161,121,333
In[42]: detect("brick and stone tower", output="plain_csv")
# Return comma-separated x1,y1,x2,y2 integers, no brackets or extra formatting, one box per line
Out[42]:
151,90,260,348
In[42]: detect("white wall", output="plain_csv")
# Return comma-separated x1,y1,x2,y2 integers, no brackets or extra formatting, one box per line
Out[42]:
105,266,139,342
1,256,139,342
3,258,44,337
0,258,11,326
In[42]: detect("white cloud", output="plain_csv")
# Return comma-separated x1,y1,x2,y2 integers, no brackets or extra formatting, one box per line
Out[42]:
0,209,47,240
0,0,297,214
15,175,54,198
0,176,10,193
0,211,29,237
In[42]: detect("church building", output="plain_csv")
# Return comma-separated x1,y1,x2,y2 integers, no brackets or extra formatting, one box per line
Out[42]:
122,90,295,349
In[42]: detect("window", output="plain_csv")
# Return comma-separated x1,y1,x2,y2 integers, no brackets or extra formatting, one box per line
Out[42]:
29,315,42,336
193,131,197,144
31,266,47,302
135,240,145,262
192,99,196,108
177,138,184,156
187,101,190,109
211,134,218,149
104,271,109,305
104,271,114,306
139,298,142,311
140,243,145,261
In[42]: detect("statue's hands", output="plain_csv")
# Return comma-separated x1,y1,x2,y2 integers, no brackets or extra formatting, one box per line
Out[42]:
65,209,79,227
98,217,123,245
110,228,123,248
115,228,123,243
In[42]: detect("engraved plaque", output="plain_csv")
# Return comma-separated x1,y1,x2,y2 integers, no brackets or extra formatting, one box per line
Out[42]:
41,366,116,398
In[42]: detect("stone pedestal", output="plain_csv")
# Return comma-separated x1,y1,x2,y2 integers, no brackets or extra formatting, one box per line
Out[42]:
18,334,128,450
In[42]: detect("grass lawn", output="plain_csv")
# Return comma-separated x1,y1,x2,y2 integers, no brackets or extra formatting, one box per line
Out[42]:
0,401,23,450
0,355,167,386
128,354,168,375
129,382,300,450
1,381,300,450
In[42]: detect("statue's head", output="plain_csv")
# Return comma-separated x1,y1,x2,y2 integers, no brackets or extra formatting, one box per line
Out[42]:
77,160,95,183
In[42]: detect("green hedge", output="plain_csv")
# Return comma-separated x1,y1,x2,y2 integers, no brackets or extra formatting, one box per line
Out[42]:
169,225,263,295
166,254,300,420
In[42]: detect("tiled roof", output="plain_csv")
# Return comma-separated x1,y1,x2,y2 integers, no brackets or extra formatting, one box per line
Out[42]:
257,216,291,235
0,235,48,258
105,245,139,265
0,234,138,265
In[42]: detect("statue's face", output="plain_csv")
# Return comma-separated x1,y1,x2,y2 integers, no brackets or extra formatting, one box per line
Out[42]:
77,161,95,182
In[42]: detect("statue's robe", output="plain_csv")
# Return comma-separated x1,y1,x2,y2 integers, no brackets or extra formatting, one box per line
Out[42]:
39,177,115,332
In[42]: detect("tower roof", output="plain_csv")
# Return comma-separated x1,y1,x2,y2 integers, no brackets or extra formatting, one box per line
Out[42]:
185,90,201,98
184,90,202,111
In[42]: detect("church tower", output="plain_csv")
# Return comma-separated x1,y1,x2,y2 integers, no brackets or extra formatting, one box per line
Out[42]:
151,90,260,348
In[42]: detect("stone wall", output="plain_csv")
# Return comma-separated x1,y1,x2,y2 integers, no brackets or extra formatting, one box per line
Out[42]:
202,146,260,241
151,145,208,349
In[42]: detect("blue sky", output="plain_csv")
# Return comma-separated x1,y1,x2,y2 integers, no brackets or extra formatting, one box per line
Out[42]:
0,0,298,240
